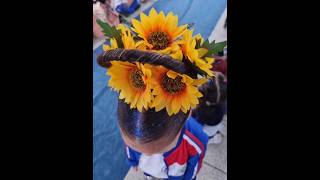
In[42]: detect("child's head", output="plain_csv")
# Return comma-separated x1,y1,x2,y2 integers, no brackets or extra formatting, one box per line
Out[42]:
98,48,211,154
118,100,189,155
192,73,227,125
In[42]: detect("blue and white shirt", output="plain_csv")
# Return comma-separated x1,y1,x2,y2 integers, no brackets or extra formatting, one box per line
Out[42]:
125,117,208,179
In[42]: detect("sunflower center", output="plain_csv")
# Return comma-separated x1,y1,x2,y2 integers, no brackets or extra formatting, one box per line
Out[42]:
130,69,145,89
147,32,170,50
161,75,186,93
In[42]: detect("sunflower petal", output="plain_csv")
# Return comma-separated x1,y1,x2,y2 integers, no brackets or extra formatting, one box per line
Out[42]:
130,93,140,109
181,105,187,113
197,48,208,58
171,96,180,114
205,57,215,64
110,38,118,49
136,95,144,112
190,96,199,105
165,96,174,116
140,12,152,34
131,18,146,39
193,78,208,86
167,71,180,80
172,24,187,39
181,93,190,111
170,50,183,60
103,44,111,51
154,96,166,112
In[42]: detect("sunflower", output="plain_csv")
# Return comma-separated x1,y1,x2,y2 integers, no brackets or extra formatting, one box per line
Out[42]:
181,29,215,77
131,8,186,60
150,66,207,116
107,62,153,112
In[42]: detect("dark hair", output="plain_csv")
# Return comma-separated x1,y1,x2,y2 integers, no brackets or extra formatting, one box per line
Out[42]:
118,99,189,143
98,49,197,143
97,49,206,78
192,73,227,126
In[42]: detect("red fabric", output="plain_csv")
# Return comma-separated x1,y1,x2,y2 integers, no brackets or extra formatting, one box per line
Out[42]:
165,140,189,165
185,130,205,172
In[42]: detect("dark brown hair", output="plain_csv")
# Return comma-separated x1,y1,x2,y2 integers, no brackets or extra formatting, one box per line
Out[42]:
118,100,189,143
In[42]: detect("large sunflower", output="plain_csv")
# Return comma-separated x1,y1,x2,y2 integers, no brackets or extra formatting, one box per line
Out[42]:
107,62,153,112
181,29,215,77
150,66,207,116
103,25,152,112
131,8,186,60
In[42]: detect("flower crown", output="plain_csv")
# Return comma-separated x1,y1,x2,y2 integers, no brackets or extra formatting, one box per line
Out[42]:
96,8,227,116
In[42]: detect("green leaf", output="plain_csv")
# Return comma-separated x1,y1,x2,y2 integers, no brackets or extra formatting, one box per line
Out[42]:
207,41,227,56
201,40,227,57
201,39,210,49
96,19,124,48
195,38,202,49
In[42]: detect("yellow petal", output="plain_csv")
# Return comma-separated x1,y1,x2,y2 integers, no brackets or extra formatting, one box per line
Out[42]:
140,12,152,33
171,96,180,114
181,75,194,84
158,11,166,31
195,90,203,98
136,95,144,112
181,105,188,113
152,86,161,96
124,91,133,104
149,8,158,17
181,94,191,111
110,38,118,48
103,44,111,51
131,19,146,39
172,25,187,39
119,90,126,100
165,96,174,116
190,103,197,108
205,57,215,64
197,48,208,58
190,96,199,105
164,12,176,33
130,93,140,109
167,70,178,79
193,78,208,86
170,50,183,60
169,15,178,32
154,96,166,112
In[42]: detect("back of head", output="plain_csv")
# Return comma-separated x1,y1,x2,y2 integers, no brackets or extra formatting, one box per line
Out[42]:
118,99,189,144
192,74,227,126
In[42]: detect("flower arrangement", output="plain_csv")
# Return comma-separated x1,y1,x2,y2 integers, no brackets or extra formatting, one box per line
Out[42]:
97,8,227,116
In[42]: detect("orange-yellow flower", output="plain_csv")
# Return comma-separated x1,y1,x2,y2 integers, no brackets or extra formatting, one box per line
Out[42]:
181,29,215,77
107,62,153,112
131,8,186,60
150,66,207,115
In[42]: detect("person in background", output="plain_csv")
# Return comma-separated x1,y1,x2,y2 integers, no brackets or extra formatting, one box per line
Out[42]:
93,0,120,38
114,0,146,17
191,55,227,144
